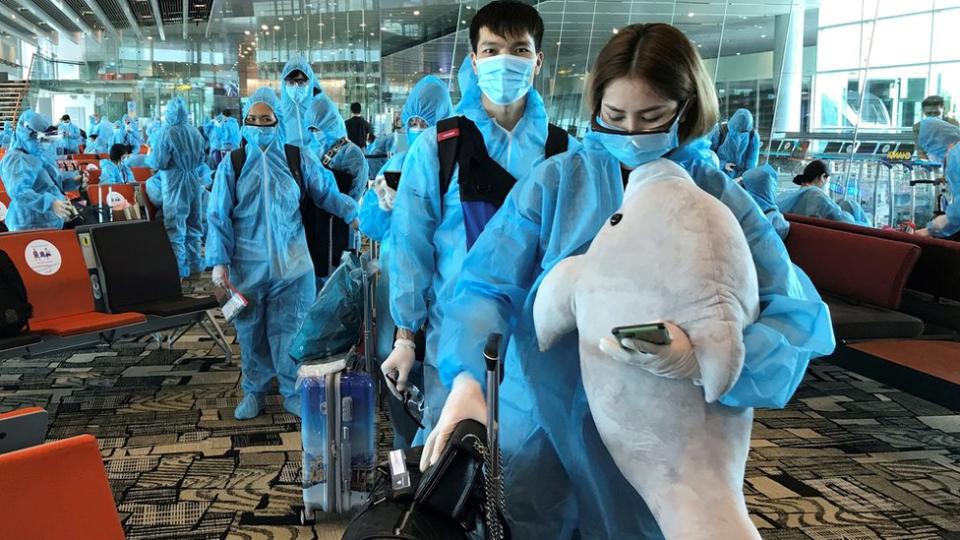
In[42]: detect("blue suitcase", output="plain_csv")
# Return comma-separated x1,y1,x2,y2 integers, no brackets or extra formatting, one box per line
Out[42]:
298,360,376,522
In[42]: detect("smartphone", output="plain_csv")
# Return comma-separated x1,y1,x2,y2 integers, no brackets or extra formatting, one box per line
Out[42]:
384,171,401,191
611,323,672,346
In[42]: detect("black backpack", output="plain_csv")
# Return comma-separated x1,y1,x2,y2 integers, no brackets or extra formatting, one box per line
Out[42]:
436,116,568,250
0,249,32,337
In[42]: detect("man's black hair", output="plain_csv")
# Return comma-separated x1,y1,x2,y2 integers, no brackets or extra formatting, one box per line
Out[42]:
922,95,945,109
109,143,127,162
350,102,362,114
223,109,232,117
469,0,544,53
285,69,308,81
61,114,70,121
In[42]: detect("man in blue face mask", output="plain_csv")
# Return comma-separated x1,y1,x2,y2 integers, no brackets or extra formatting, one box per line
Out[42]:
279,54,321,148
382,0,577,450
206,87,359,420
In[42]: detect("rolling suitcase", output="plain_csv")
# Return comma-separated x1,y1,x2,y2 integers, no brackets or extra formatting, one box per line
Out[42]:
298,359,377,523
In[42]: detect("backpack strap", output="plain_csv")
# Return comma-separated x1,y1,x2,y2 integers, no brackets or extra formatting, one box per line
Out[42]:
436,116,461,197
229,147,246,182
712,122,729,152
322,137,349,168
284,144,305,200
545,123,569,159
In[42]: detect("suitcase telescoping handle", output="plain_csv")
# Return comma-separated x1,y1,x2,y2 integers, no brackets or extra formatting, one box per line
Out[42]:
483,333,503,480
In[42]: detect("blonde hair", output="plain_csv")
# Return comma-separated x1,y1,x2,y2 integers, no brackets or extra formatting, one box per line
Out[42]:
587,23,719,145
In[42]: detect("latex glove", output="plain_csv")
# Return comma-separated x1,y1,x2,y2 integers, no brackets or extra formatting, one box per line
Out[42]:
373,176,397,211
598,321,701,381
381,338,416,400
421,373,487,472
51,199,73,220
212,265,229,288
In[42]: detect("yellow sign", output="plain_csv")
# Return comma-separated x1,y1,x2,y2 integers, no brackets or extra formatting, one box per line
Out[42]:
886,150,912,161
175,84,192,91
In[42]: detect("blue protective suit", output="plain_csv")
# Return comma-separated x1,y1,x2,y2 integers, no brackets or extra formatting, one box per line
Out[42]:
388,58,577,444
742,164,790,238
112,115,142,155
777,185,860,224
1,111,71,231
838,198,871,226
305,94,368,200
206,87,358,402
99,159,135,185
57,121,82,154
87,117,114,155
437,133,835,538
0,122,12,149
280,54,322,148
146,116,163,142
918,117,960,237
365,133,396,181
145,98,205,277
711,108,760,178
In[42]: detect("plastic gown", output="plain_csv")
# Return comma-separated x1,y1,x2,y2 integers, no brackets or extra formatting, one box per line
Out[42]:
88,117,114,155
742,164,790,238
1,111,71,231
0,122,12,149
437,133,835,538
58,121,82,154
388,58,576,443
99,159,135,184
711,108,760,178
777,185,860,225
280,54,322,148
112,115,143,155
205,87,358,402
145,98,205,277
306,94,368,200
218,117,242,151
918,118,960,237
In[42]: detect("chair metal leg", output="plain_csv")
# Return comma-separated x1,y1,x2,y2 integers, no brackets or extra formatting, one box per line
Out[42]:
199,310,232,365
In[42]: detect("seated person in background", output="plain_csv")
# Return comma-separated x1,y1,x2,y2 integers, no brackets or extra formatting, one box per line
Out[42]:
916,118,960,238
740,164,789,239
777,159,865,225
99,144,135,185
710,108,760,178
914,95,959,160
0,121,12,149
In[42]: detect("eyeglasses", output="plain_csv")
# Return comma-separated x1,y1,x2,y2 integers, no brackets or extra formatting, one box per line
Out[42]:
592,100,690,136
244,115,278,126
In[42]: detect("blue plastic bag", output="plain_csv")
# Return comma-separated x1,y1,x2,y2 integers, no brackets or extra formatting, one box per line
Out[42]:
290,252,363,362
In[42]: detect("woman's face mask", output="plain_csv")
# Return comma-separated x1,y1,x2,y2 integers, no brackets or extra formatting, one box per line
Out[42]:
286,82,310,103
243,125,277,149
407,127,425,146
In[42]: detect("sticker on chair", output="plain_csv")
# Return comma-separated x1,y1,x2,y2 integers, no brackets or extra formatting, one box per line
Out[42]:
24,240,62,276
0,201,6,221
106,191,129,208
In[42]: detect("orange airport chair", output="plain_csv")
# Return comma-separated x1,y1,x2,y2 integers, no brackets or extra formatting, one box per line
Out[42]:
87,168,102,185
0,434,126,540
130,167,152,182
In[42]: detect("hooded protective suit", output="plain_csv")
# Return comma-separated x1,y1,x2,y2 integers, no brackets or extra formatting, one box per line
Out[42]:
57,118,82,154
87,116,114,155
919,117,960,237
280,54,322,148
1,111,71,231
206,87,358,415
145,97,205,277
741,164,790,238
711,109,760,178
112,114,143,155
99,158,135,185
0,121,12,149
388,57,578,445
436,130,835,538
777,185,860,225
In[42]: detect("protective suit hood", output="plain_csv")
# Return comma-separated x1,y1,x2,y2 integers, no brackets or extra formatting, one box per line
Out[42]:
728,108,754,132
741,164,779,208
12,110,51,153
305,93,347,141
165,97,189,125
455,56,482,114
280,54,319,101
244,86,287,145
403,75,454,127
919,117,960,161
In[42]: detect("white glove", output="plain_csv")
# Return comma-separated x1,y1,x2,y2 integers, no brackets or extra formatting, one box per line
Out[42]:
212,265,229,288
51,199,73,220
598,321,701,381
373,176,397,211
381,338,416,400
421,373,487,472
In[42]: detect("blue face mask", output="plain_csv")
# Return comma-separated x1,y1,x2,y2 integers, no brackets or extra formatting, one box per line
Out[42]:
286,83,310,103
475,55,536,106
592,115,681,169
407,127,425,146
243,125,277,149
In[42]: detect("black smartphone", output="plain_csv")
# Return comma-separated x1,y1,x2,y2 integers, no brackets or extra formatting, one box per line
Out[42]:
384,171,401,191
611,323,671,346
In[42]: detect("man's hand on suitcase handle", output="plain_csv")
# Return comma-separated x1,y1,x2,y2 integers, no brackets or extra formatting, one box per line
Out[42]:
381,336,417,400
420,372,488,472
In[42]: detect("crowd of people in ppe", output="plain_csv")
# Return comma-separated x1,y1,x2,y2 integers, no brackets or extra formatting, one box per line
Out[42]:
1,1,957,536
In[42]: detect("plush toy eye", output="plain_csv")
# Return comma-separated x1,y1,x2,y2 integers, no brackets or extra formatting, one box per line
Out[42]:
610,213,622,226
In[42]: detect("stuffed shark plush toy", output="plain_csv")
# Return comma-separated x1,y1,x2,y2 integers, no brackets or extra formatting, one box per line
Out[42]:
533,159,761,539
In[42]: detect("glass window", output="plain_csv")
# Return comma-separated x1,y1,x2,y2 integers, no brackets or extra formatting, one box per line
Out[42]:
931,8,960,62
870,13,932,68
817,24,871,72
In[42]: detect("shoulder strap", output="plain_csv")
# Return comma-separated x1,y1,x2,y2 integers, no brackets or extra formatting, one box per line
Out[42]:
322,137,349,168
284,144,305,200
436,116,462,197
545,123,568,159
229,147,245,182
717,123,729,148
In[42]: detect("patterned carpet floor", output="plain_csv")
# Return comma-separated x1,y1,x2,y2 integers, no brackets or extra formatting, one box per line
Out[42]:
1,280,959,538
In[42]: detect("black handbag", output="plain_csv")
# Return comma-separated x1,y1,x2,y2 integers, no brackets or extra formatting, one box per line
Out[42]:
343,335,510,540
